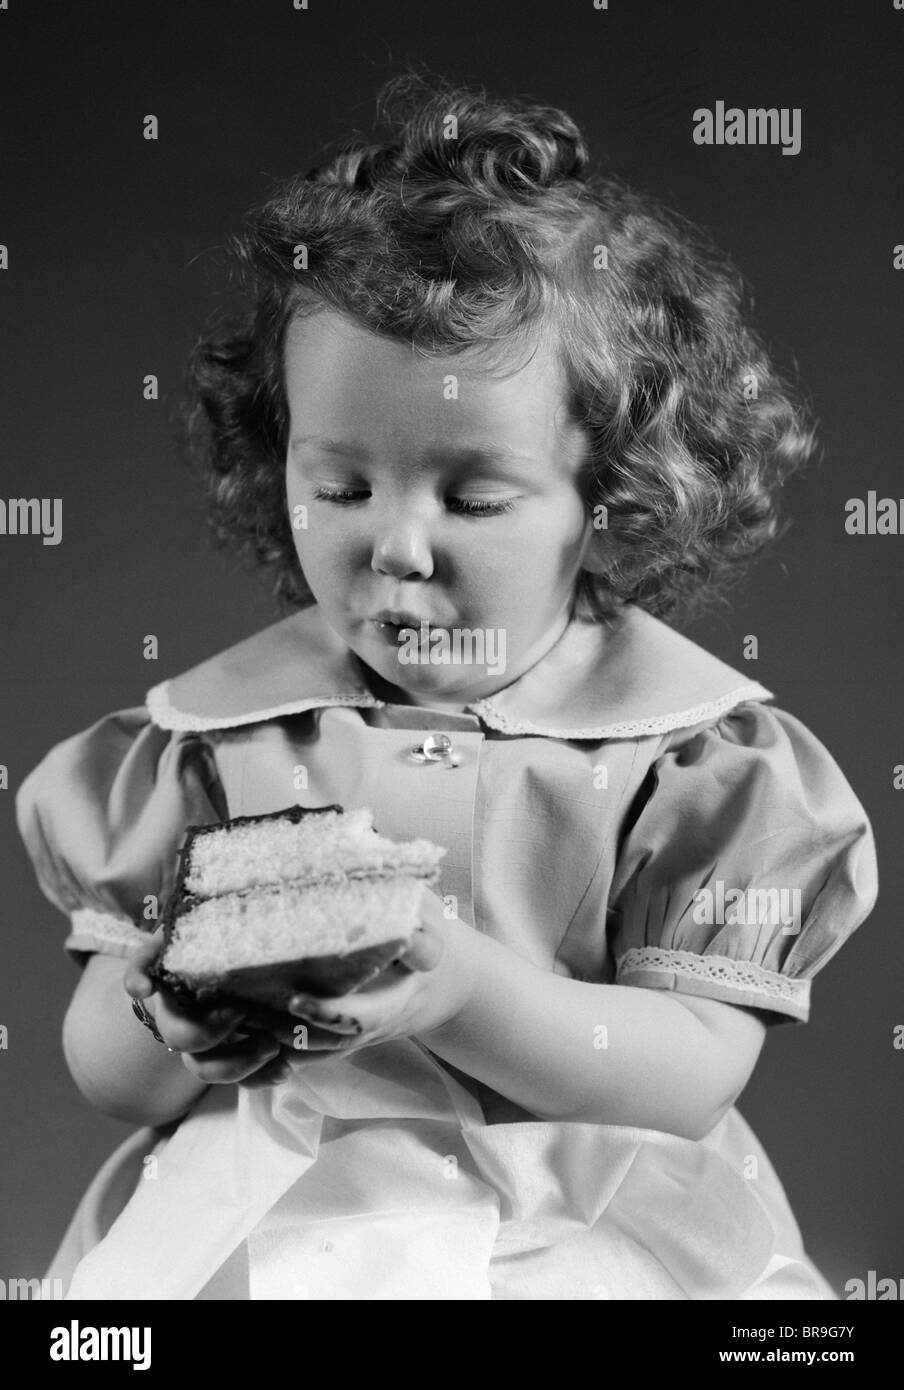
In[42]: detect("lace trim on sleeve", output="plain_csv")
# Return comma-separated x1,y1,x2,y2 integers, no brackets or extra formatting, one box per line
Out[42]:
616,947,810,1016
66,908,152,956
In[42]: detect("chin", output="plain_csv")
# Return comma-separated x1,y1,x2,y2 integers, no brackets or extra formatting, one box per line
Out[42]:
395,672,468,698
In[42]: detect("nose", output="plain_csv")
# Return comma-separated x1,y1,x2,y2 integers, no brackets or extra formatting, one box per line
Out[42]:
370,508,435,580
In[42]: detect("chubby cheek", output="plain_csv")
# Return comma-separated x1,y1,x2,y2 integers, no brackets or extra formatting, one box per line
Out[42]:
292,531,346,606
286,486,341,580
478,507,588,606
284,525,331,608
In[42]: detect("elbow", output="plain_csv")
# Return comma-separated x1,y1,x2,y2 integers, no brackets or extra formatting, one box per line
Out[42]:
61,1005,189,1128
620,1073,740,1143
61,1006,130,1122
652,995,765,1141
675,1095,734,1143
561,1083,734,1139
70,1084,151,1128
674,1073,746,1142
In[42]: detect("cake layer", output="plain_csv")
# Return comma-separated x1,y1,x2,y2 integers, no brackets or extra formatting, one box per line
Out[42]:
181,806,445,899
160,876,428,981
155,937,410,1007
152,803,446,1004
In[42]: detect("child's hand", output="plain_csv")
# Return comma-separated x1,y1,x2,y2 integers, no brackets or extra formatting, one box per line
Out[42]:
279,893,476,1060
124,932,289,1088
123,890,476,1082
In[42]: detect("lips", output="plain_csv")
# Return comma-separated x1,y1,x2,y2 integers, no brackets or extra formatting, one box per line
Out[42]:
368,610,452,649
370,609,450,630
371,610,429,627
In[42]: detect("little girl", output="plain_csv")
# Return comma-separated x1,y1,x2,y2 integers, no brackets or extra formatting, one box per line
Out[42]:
16,75,878,1300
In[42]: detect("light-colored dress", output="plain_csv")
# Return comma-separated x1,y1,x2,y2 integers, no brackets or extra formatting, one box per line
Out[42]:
15,604,878,1300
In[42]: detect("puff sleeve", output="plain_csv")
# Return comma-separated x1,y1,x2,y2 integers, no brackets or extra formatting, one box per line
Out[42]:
15,708,229,961
608,702,878,1024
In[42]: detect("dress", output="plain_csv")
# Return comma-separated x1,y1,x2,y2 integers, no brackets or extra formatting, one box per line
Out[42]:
15,603,879,1300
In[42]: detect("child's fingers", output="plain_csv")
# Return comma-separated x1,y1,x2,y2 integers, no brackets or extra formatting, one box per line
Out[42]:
123,932,166,998
238,1049,295,1089
181,1032,282,1084
232,1004,356,1047
240,1002,303,1045
286,1016,362,1048
152,996,248,1053
288,976,420,1036
338,924,443,999
395,923,444,973
288,992,364,1030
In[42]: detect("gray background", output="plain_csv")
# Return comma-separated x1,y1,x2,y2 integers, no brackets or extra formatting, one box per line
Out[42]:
1,0,901,1294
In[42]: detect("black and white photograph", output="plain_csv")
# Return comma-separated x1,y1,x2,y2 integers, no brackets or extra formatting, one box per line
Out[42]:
1,0,901,1350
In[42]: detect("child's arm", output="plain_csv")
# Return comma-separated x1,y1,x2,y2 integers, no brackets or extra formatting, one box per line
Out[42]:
63,950,284,1127
63,954,210,1126
420,923,766,1140
284,909,768,1141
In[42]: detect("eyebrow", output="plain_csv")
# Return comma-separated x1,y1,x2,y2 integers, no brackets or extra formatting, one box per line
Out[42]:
291,435,369,459
290,434,538,467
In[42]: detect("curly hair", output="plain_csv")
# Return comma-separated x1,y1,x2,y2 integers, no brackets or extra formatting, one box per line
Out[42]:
180,72,816,624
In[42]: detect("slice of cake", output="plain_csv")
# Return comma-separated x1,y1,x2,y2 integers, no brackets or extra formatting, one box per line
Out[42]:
150,804,446,1007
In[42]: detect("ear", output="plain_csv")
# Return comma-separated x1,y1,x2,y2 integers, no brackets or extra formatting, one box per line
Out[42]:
578,510,611,576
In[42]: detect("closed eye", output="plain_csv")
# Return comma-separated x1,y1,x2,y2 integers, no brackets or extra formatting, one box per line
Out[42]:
311,487,367,504
447,497,516,516
311,487,516,516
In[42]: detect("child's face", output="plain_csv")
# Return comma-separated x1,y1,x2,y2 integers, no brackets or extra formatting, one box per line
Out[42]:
284,310,595,708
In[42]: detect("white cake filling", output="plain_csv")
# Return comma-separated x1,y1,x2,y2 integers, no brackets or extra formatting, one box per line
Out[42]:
163,876,427,980
183,807,444,897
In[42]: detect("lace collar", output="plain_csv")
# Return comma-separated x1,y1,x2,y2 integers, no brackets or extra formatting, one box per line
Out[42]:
145,603,771,740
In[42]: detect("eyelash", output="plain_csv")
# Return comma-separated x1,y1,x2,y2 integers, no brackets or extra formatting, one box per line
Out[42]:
311,487,516,517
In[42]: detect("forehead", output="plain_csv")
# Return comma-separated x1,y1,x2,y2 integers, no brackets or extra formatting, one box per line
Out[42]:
283,309,578,457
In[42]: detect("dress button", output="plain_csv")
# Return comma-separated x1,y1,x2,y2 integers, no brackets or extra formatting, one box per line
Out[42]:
408,733,462,768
